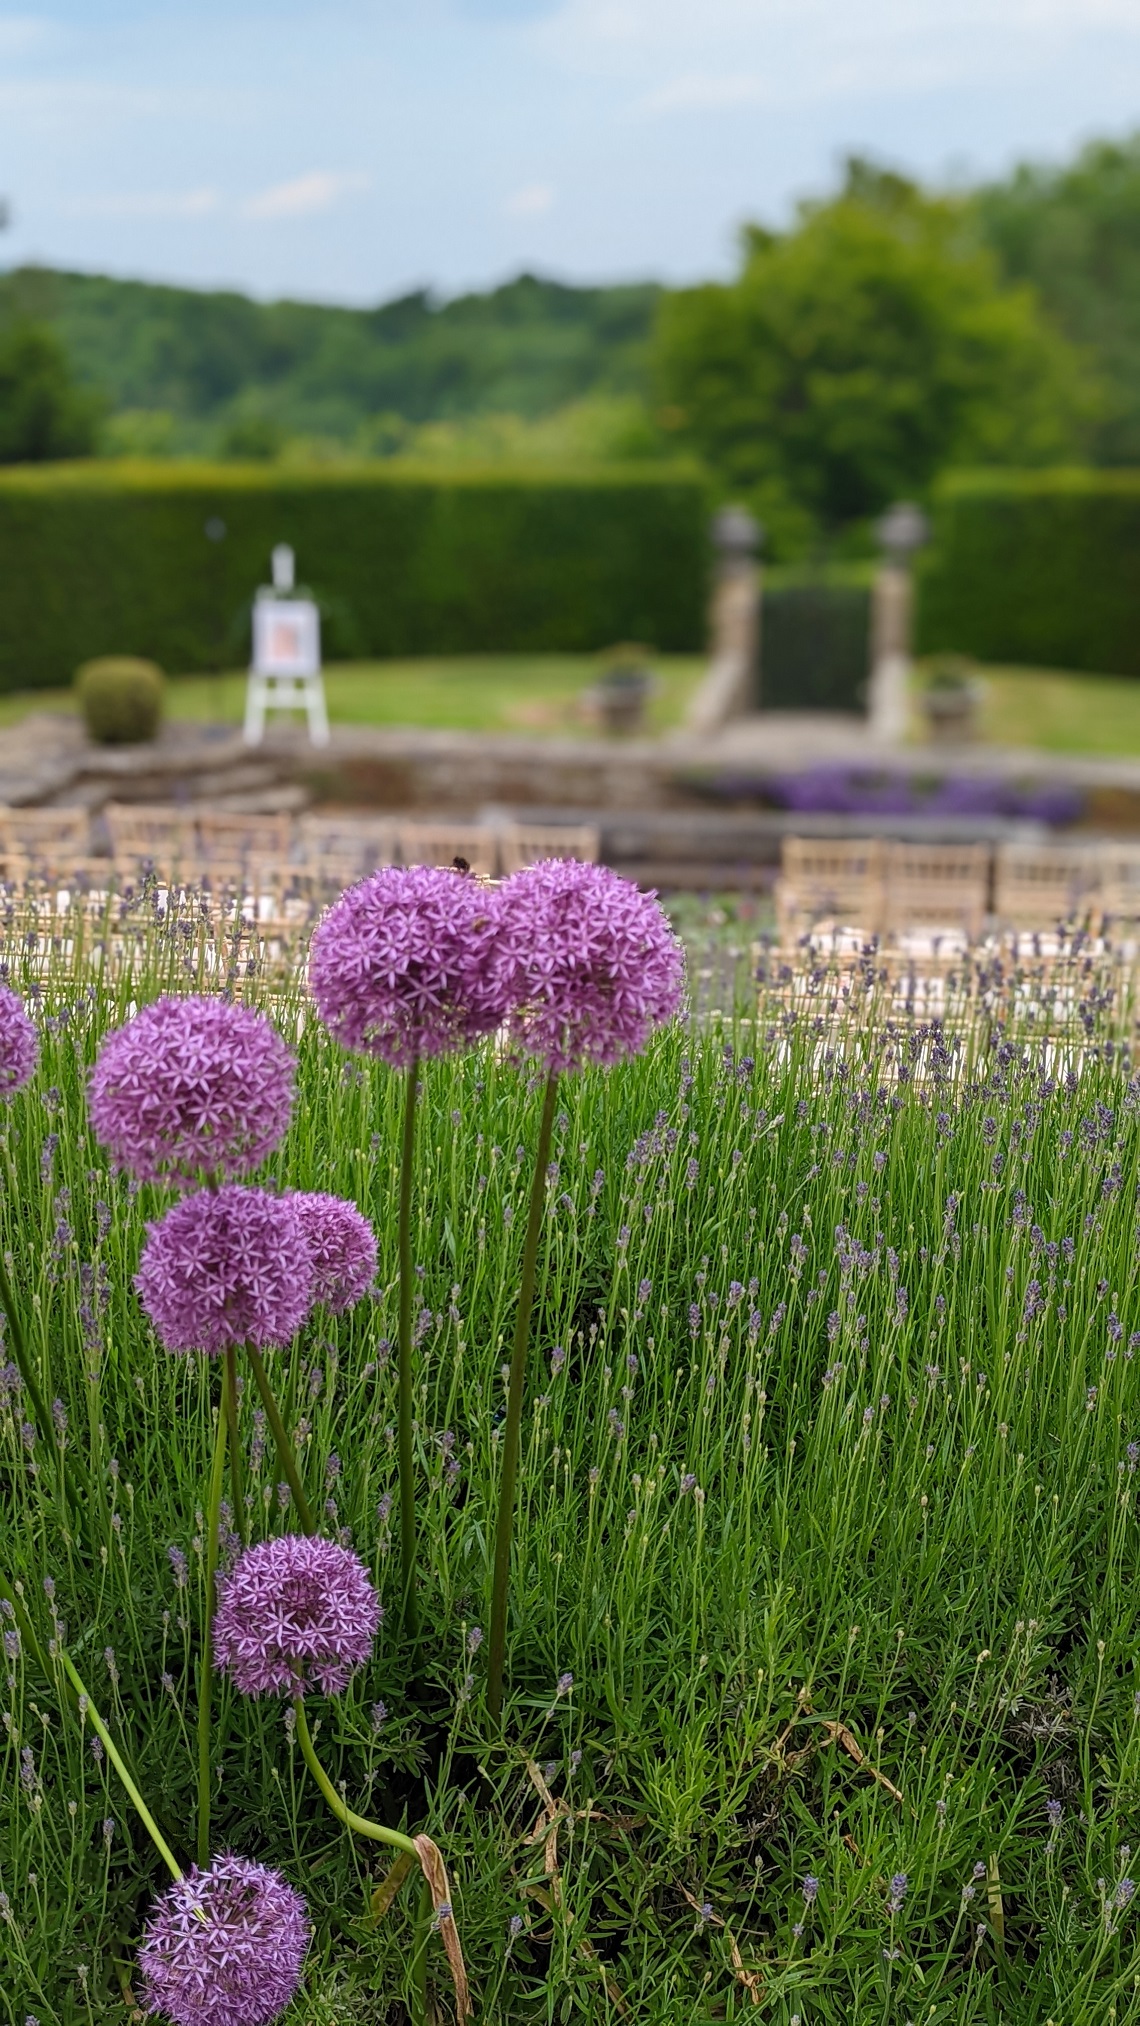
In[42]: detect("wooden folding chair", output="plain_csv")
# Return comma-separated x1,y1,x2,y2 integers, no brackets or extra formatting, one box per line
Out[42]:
775,837,886,946
0,805,91,881
1096,848,1140,943
298,814,399,890
993,842,1100,934
498,821,600,874
397,821,499,878
882,841,990,949
104,802,197,883
196,810,292,864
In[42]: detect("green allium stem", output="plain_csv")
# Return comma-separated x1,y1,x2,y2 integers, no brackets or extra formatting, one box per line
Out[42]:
224,1345,245,1547
397,1056,420,1642
293,1699,419,1860
197,1394,228,1869
486,1066,559,1724
246,1345,316,1536
60,1650,182,1884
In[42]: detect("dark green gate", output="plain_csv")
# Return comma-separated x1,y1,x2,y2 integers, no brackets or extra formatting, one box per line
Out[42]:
759,584,871,712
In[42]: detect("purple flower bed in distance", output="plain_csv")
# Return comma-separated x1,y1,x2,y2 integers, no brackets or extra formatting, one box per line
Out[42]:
704,766,1083,824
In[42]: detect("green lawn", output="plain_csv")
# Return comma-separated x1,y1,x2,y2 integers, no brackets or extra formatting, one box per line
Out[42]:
912,662,1140,757
0,654,705,737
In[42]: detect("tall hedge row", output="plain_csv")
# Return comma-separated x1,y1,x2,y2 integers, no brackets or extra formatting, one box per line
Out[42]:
0,461,709,690
916,469,1140,676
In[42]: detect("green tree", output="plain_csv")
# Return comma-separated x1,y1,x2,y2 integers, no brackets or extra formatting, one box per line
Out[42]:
973,132,1140,464
0,322,97,462
655,161,1087,550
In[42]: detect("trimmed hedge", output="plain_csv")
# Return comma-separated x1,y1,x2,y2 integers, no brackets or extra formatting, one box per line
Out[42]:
916,469,1140,676
0,461,709,690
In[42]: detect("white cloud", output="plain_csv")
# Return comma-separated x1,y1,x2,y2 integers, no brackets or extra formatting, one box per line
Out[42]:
0,14,52,56
643,72,772,113
243,170,370,221
505,180,554,215
64,186,221,219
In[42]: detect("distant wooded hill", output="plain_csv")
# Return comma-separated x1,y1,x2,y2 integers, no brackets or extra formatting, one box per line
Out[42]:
0,267,661,456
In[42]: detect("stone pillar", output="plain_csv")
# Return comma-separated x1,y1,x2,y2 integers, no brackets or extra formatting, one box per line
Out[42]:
686,506,763,734
867,501,928,743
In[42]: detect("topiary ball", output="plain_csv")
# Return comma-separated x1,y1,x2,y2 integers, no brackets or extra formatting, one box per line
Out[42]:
75,657,165,744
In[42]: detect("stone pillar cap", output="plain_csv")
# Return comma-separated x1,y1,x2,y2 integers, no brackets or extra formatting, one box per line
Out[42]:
711,505,764,558
876,500,929,564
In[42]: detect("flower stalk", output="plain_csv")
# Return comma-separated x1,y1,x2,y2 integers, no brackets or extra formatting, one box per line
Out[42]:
59,1649,182,1885
397,1056,420,1642
197,1395,229,1868
246,1344,316,1535
486,1067,559,1723
224,1345,245,1547
293,1697,419,1860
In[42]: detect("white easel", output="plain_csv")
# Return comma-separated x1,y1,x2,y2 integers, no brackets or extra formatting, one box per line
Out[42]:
243,545,330,746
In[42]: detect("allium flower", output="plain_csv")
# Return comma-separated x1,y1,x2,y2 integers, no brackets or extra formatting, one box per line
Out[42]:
0,986,38,1096
308,864,505,1068
136,1188,313,1356
89,996,294,1183
492,859,684,1073
287,1192,377,1313
213,1534,381,1696
138,1852,309,2026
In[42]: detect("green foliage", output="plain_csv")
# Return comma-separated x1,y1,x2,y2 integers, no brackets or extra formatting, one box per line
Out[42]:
75,655,165,743
0,266,660,449
655,160,1085,550
4,908,1140,2020
219,414,285,462
0,323,98,464
974,131,1140,464
0,462,708,690
916,468,1140,675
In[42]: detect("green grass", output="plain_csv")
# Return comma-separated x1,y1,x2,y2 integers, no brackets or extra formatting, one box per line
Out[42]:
3,898,1140,2022
0,655,705,738
912,662,1140,757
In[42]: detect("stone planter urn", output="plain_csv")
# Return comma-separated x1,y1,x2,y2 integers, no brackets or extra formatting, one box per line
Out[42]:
921,658,983,744
594,647,654,735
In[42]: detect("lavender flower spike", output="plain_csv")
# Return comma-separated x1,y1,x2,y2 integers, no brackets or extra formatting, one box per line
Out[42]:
136,1187,313,1356
493,859,685,1074
90,995,295,1184
0,985,38,1096
138,1851,309,2026
288,1192,378,1314
308,864,506,1067
213,1534,381,1696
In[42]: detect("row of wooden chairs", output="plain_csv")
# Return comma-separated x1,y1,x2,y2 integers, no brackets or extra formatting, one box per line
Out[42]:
0,804,600,889
776,837,1140,946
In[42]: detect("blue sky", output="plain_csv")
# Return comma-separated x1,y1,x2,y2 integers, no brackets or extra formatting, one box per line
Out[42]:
1,0,1139,305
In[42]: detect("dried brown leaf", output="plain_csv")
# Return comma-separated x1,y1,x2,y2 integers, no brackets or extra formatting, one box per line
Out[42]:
413,1834,472,2023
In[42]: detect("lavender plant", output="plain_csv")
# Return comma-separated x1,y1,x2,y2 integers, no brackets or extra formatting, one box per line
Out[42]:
484,858,684,1717
9,882,1140,2021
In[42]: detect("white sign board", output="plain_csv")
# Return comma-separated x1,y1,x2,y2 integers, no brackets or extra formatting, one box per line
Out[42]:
252,596,320,678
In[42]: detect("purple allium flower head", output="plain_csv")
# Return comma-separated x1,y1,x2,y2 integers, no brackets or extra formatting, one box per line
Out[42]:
308,865,505,1068
213,1533,381,1696
0,986,38,1097
287,1192,378,1313
138,1851,309,2026
89,996,294,1184
492,860,684,1075
136,1187,313,1356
